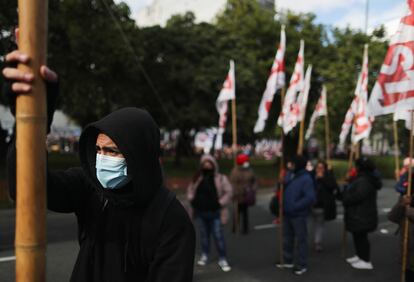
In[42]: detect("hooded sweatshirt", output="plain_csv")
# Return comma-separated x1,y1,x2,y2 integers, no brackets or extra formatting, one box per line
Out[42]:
8,107,195,282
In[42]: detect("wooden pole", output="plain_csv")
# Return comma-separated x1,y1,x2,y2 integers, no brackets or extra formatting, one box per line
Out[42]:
278,87,286,265
297,118,305,155
401,111,414,282
393,120,400,181
15,0,48,281
324,103,331,167
231,98,240,234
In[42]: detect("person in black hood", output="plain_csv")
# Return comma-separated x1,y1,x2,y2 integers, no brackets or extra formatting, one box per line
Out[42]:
3,50,195,282
342,157,382,270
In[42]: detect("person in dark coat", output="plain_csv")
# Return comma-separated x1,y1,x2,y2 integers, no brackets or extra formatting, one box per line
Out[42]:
230,153,258,234
3,50,195,282
342,157,382,270
312,160,339,252
276,155,316,275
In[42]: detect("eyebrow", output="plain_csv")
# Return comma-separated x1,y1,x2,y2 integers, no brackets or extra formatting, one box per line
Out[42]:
96,145,121,154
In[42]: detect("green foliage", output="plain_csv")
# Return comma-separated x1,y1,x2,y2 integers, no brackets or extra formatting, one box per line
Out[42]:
0,0,391,147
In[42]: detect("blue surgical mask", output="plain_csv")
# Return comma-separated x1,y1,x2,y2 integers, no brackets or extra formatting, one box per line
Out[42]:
96,154,128,189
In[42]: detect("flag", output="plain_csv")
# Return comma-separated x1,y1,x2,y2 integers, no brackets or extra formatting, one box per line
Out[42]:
296,64,312,122
352,44,372,143
338,99,357,150
305,85,327,140
368,0,414,116
215,60,235,149
277,40,305,134
394,110,414,132
254,26,286,133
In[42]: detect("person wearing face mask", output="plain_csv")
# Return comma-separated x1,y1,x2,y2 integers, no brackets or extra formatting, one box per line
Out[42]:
276,155,316,276
187,154,233,272
230,154,258,234
3,50,195,282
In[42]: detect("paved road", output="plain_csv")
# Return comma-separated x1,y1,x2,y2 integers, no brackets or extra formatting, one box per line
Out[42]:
0,181,403,281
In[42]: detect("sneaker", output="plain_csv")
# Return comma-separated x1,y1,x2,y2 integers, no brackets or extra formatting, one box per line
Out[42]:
197,254,208,266
351,260,373,270
293,267,308,275
218,259,231,272
275,262,294,269
346,256,360,264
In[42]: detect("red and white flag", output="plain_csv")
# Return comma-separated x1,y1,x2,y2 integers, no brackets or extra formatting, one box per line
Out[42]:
368,0,414,116
352,44,372,143
215,60,235,149
277,40,305,134
305,85,327,140
254,26,286,133
339,45,372,148
296,64,312,122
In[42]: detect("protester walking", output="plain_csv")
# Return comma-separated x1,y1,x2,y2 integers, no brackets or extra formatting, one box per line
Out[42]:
4,50,195,282
388,193,414,282
230,154,258,234
312,160,338,252
276,155,316,275
342,157,382,270
187,154,233,272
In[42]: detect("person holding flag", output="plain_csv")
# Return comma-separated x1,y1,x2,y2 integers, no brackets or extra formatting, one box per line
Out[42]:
254,26,286,133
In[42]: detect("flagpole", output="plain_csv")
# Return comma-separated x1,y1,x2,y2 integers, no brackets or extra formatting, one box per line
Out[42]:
16,0,48,281
278,87,286,266
297,118,305,155
232,96,240,234
324,99,331,167
401,111,413,282
393,120,400,180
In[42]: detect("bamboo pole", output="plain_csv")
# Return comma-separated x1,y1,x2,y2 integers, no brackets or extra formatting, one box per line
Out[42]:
393,120,400,181
278,87,286,265
231,98,240,234
401,111,414,282
297,118,305,155
324,102,331,167
15,0,48,281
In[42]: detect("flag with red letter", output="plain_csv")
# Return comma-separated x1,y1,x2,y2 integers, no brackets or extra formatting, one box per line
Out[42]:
215,60,235,149
352,44,372,143
305,85,327,140
368,1,414,116
277,40,305,134
254,26,286,133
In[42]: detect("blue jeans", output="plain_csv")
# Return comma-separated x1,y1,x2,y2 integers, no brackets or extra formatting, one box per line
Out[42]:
196,210,227,259
283,216,308,268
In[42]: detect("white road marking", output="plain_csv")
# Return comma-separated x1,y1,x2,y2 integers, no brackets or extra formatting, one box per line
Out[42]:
0,256,16,263
380,229,389,234
254,224,276,230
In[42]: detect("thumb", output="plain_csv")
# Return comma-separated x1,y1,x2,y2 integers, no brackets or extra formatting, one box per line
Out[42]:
40,66,58,82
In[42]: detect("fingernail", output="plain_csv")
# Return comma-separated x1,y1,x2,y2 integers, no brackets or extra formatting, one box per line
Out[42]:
20,54,28,61
24,73,33,80
23,86,31,92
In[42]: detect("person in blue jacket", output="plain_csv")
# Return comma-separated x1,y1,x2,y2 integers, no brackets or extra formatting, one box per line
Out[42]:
276,155,316,275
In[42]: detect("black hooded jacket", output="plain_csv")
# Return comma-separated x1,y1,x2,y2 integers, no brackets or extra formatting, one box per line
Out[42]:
8,107,195,282
342,171,382,233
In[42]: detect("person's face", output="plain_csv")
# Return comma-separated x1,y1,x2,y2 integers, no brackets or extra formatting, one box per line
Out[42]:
286,161,294,170
316,163,325,177
96,133,124,158
202,161,214,170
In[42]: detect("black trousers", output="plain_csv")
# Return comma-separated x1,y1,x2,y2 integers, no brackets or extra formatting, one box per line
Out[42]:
407,270,414,282
233,203,249,234
352,232,370,262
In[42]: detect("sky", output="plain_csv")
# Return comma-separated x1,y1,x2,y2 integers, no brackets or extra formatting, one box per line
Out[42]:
118,0,407,32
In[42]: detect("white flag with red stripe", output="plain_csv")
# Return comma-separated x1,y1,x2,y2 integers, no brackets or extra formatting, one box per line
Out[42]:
254,26,286,133
352,44,372,143
305,85,327,140
368,0,414,116
277,40,305,134
338,99,357,150
215,60,235,149
296,64,312,122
